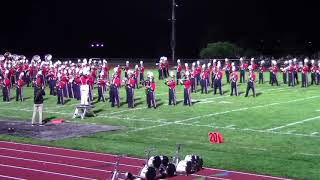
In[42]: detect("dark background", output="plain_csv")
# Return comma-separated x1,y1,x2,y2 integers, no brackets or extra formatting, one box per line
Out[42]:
0,0,319,58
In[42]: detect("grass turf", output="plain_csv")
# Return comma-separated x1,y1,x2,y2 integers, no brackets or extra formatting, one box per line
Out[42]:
0,71,319,180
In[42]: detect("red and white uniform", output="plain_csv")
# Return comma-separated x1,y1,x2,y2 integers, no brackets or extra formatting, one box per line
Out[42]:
183,79,191,89
302,65,309,75
249,73,256,82
214,71,223,80
231,72,238,82
167,80,175,90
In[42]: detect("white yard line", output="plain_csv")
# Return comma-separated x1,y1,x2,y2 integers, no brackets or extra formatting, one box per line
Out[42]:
296,152,320,157
99,107,147,116
175,122,320,138
238,146,267,151
128,96,320,133
310,132,319,135
266,116,320,131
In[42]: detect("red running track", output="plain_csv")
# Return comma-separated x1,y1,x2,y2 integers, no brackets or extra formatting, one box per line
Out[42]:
0,141,289,180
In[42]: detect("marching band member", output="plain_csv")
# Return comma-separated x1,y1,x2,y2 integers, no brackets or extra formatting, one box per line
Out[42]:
61,69,68,98
158,57,165,80
176,59,182,84
310,60,317,85
102,60,109,80
180,71,192,106
239,58,247,83
165,71,176,106
80,69,90,105
206,62,212,88
67,70,74,98
317,61,320,85
48,66,56,95
56,74,66,105
288,60,295,87
185,63,189,72
250,58,257,71
97,72,106,102
88,73,94,102
124,61,130,78
191,63,197,93
73,72,81,100
270,60,279,86
126,70,135,108
146,72,156,109
139,61,145,84
164,58,169,78
245,66,256,97
258,60,266,84
293,58,299,85
281,61,288,84
2,70,11,102
200,64,208,94
196,60,201,86
134,64,139,89
9,64,15,87
301,58,309,88
16,72,24,101
110,68,121,107
223,58,231,84
213,62,223,95
230,66,239,96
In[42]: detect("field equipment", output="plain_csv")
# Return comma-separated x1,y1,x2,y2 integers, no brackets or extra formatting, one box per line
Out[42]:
109,155,134,180
138,144,203,179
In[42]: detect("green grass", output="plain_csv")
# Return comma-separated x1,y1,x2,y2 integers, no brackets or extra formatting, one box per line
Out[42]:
0,71,320,180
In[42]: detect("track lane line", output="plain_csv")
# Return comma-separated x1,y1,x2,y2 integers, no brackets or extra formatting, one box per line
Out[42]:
0,147,141,169
0,155,108,179
0,175,27,180
0,163,96,180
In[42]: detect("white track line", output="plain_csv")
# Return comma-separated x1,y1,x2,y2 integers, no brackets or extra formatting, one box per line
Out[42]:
0,164,96,180
0,147,141,169
204,167,290,180
266,115,320,131
189,173,230,180
0,142,293,180
0,154,112,173
129,96,320,133
0,175,26,180
0,141,144,161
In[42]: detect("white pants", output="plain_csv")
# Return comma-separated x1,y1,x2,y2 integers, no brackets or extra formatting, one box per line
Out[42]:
80,85,89,105
32,104,43,125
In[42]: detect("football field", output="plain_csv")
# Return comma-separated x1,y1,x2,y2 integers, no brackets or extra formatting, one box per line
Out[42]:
0,72,319,179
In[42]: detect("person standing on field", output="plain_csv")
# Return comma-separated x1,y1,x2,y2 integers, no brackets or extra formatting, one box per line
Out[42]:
32,81,45,126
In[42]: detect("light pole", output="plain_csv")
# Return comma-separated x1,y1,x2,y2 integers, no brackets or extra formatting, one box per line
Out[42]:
170,0,177,64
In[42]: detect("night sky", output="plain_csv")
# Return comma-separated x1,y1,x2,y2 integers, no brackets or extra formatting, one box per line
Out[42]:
1,1,319,58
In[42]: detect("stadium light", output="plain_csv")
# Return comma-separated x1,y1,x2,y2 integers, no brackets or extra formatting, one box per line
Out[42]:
170,0,178,64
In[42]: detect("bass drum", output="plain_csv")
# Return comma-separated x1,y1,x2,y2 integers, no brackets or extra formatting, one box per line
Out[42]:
160,155,169,167
176,160,192,175
147,156,161,169
166,163,176,177
139,165,156,180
